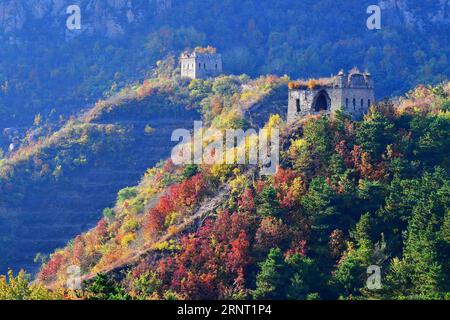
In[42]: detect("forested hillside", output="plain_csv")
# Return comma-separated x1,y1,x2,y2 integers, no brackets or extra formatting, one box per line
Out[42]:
0,0,449,301
1,0,449,144
31,81,450,300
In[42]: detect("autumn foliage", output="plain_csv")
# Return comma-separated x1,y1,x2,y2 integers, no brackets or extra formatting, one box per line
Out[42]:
32,80,450,301
145,173,207,235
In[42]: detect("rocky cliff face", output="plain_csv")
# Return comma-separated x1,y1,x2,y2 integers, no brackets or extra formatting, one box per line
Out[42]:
0,0,448,39
0,0,172,38
379,0,449,29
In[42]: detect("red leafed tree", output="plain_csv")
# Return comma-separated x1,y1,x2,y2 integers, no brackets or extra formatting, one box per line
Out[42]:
170,173,206,208
351,145,387,181
238,188,255,213
162,159,176,173
96,218,108,239
159,210,253,299
273,167,302,209
273,168,296,190
226,231,250,289
72,236,85,266
255,180,265,193
146,195,173,234
145,173,206,235
39,253,64,283
285,239,308,258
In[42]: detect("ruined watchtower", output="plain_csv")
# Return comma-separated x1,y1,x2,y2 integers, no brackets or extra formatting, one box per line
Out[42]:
180,47,223,79
287,68,375,122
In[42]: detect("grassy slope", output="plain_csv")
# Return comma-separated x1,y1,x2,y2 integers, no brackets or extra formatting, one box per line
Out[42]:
0,76,201,274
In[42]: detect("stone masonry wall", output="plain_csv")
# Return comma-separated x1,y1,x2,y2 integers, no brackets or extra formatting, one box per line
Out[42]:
288,86,374,122
181,53,223,79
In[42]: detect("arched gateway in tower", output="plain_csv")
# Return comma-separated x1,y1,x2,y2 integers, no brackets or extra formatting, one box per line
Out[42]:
287,68,375,122
313,90,330,112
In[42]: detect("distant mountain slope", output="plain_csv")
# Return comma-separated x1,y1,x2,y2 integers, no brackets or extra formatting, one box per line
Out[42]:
0,76,201,274
1,1,448,37
1,0,449,142
37,81,450,300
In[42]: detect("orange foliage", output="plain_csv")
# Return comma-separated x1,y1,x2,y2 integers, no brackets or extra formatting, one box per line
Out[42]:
72,236,86,266
288,81,302,90
137,80,157,99
273,168,304,208
145,174,207,236
307,79,317,90
254,217,289,253
159,210,252,299
212,96,223,116
351,145,388,181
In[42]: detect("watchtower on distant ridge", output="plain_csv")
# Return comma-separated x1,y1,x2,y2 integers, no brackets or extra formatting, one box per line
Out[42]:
180,46,223,79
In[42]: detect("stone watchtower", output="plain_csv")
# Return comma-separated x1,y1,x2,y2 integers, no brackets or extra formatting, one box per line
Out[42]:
180,47,223,79
287,68,375,122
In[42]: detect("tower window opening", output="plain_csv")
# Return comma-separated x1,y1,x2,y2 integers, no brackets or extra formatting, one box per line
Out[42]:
368,99,371,107
361,99,364,108
353,98,356,110
346,98,349,108
296,99,301,113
